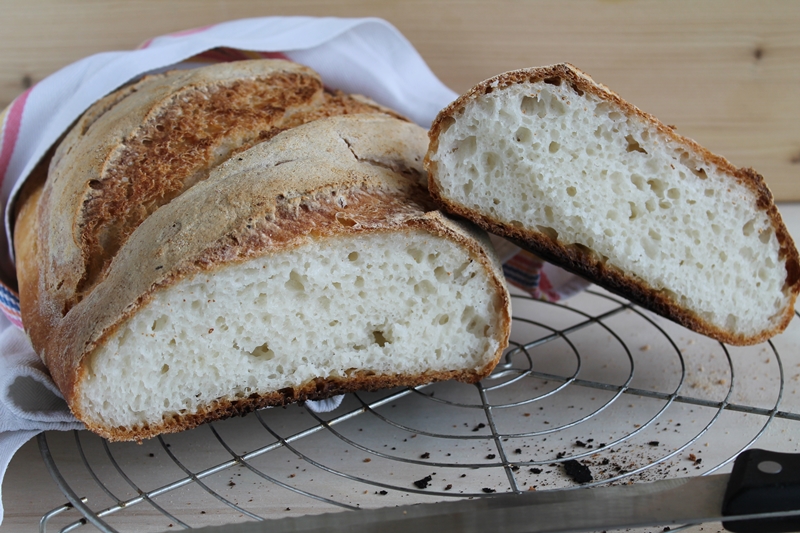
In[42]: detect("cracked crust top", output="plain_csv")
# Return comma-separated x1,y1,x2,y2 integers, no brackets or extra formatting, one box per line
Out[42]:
33,59,399,325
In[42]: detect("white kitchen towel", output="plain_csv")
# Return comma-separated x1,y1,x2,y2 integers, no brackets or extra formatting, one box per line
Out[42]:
0,16,590,525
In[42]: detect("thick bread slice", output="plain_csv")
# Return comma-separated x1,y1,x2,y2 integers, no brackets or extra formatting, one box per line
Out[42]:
426,63,800,346
36,59,398,319
17,113,511,442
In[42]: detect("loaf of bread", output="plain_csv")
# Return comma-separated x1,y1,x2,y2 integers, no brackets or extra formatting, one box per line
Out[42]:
426,63,800,346
14,60,511,441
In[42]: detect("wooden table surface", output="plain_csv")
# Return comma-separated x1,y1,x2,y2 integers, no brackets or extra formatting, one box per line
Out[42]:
0,0,798,199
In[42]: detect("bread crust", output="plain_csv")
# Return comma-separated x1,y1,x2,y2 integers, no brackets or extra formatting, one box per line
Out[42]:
17,108,511,442
36,60,399,321
426,63,800,346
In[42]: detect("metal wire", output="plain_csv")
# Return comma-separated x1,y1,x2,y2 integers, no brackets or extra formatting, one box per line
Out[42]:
38,291,800,532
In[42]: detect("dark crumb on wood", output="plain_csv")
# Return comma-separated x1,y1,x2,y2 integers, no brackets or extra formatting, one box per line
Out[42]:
563,460,593,484
444,484,453,491
648,441,660,446
486,454,496,459
420,452,430,459
414,475,433,489
530,468,542,474
376,490,388,495
472,423,486,432
482,487,496,493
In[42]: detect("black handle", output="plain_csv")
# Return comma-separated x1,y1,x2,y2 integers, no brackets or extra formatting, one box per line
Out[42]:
723,449,800,533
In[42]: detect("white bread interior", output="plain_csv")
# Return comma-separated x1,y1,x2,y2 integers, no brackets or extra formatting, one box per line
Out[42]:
426,64,800,345
80,229,503,431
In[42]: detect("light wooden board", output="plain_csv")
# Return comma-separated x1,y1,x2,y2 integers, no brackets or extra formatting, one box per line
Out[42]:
0,1,798,194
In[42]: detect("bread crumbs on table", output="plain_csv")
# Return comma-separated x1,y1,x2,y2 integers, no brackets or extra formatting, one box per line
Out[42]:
414,475,433,489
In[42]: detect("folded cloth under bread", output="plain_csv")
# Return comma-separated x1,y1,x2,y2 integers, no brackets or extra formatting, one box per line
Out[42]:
0,16,589,524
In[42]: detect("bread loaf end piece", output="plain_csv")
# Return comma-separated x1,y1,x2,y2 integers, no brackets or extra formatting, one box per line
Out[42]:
51,114,511,441
426,63,800,345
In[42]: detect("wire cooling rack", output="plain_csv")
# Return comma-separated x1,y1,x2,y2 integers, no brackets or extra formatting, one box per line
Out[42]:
37,288,800,533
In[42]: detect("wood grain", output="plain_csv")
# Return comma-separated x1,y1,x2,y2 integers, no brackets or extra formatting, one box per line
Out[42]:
1,0,798,199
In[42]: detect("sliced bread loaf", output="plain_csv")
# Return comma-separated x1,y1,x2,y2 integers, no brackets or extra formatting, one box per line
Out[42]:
426,63,799,345
15,62,511,441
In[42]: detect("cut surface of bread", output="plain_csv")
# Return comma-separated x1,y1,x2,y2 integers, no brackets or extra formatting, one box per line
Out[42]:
16,75,511,441
81,228,504,437
426,63,800,345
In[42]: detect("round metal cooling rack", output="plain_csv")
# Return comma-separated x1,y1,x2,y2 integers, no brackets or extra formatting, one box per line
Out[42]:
37,289,800,533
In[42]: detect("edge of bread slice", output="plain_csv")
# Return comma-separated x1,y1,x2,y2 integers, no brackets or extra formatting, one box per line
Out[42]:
426,63,800,346
18,113,511,441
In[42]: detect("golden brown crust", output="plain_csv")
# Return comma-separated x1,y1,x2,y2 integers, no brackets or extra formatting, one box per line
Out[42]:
426,63,800,346
37,60,400,320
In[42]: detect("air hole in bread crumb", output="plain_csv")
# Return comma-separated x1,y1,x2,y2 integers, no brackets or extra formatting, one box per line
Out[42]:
372,330,390,347
248,342,275,360
629,202,641,220
514,126,533,144
520,95,545,118
743,219,756,237
285,271,305,292
544,77,562,86
549,141,560,154
161,364,169,374
566,186,577,197
336,213,358,227
630,174,646,191
456,136,478,159
647,178,667,197
407,247,424,263
625,135,647,154
482,152,500,171
151,315,169,332
536,225,559,241
463,180,474,195
348,251,359,262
